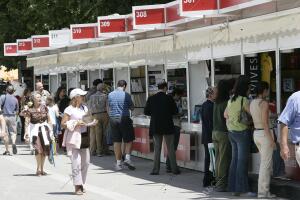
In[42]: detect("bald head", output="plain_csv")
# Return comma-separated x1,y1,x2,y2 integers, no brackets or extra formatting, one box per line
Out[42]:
36,82,44,92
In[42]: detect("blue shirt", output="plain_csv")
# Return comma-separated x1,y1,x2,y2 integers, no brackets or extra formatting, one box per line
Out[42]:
108,88,133,117
0,94,19,116
278,91,300,143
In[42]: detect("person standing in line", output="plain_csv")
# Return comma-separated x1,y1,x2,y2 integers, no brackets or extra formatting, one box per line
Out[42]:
87,83,109,157
224,75,255,197
250,81,276,198
0,112,8,153
62,88,97,195
86,79,103,101
145,82,180,175
200,87,216,187
108,80,136,171
33,81,51,105
165,88,183,173
21,93,54,176
1,85,19,155
213,80,231,192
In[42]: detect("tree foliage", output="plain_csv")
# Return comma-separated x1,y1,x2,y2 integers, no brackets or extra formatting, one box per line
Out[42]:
0,0,172,69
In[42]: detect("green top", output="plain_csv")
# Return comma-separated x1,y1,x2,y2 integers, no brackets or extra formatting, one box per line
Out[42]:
226,96,250,132
213,101,228,132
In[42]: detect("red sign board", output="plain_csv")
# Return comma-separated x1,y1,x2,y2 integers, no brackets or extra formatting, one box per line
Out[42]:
4,43,17,56
98,16,127,37
166,2,184,23
17,39,32,52
71,24,98,40
132,127,151,154
220,0,273,13
180,0,218,17
32,35,49,48
133,5,166,29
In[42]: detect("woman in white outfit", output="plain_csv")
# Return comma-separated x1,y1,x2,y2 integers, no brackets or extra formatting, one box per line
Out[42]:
62,88,97,195
250,81,276,198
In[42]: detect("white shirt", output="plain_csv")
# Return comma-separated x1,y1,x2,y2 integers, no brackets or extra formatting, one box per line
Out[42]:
64,105,88,133
47,104,59,125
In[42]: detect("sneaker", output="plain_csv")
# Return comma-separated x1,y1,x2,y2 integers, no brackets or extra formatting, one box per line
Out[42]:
124,159,136,170
3,151,11,156
12,144,17,154
114,163,123,171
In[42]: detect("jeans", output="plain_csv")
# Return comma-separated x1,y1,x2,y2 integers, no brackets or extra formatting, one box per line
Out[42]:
228,130,251,193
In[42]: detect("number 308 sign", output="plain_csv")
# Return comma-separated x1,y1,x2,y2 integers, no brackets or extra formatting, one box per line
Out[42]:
133,4,166,30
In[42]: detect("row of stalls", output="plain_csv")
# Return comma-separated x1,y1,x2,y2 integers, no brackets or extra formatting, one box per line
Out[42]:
28,6,300,179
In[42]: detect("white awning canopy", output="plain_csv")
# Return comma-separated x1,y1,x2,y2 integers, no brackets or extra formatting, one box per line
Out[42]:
175,7,300,50
133,36,174,56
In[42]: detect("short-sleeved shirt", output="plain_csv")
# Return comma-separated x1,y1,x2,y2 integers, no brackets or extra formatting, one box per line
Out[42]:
278,91,300,143
64,105,88,133
87,91,107,114
0,94,19,116
47,105,59,125
108,88,133,117
226,96,250,132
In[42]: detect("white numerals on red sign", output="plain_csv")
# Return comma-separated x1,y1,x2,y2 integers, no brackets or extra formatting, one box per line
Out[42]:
19,42,26,47
136,11,147,18
100,21,111,27
33,38,41,44
73,28,82,34
183,0,195,3
6,46,12,50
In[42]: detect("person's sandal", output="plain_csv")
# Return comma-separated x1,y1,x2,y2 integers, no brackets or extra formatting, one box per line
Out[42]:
80,185,86,193
36,171,42,177
41,171,48,176
75,186,83,195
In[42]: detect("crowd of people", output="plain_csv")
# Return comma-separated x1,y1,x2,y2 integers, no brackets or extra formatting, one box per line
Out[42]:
0,75,299,198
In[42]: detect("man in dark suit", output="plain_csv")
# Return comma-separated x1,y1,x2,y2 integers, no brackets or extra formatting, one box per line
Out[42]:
145,82,180,175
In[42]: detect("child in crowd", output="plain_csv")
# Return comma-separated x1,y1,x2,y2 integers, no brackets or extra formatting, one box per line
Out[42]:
46,96,59,139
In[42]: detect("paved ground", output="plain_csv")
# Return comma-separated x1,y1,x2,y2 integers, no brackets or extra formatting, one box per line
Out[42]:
0,143,289,200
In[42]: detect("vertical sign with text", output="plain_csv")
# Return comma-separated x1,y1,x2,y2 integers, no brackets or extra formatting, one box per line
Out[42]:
245,55,261,97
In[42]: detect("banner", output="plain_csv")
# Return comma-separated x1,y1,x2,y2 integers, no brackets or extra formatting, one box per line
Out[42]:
3,43,18,56
98,15,127,37
70,23,98,43
49,29,71,48
17,39,32,54
32,35,50,50
132,127,151,154
179,0,218,17
133,4,166,30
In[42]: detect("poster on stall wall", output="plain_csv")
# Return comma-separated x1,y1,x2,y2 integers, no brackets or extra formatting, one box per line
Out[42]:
132,128,150,154
245,55,261,97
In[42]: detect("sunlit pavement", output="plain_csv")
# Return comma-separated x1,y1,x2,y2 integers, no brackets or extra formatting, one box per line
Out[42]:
0,143,288,200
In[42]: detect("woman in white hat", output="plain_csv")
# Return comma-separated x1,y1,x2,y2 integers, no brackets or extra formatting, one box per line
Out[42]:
62,88,97,195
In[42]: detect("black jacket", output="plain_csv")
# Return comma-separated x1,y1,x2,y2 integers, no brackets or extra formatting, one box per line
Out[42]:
200,100,214,144
144,92,178,136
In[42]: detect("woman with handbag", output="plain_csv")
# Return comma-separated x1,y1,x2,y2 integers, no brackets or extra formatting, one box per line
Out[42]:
61,88,97,195
224,75,255,197
250,81,276,198
21,93,54,176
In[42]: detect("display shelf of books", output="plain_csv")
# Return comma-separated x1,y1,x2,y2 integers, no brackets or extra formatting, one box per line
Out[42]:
102,69,114,89
131,66,146,116
148,65,165,96
79,71,88,90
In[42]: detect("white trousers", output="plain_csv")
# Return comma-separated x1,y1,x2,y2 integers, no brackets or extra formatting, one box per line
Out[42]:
253,130,273,196
70,148,90,186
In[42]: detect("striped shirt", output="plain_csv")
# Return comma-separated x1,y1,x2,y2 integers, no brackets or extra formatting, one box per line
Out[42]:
108,88,133,117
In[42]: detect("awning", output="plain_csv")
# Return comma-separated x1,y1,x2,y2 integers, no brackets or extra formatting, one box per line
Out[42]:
27,54,57,67
133,36,174,56
175,7,300,49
